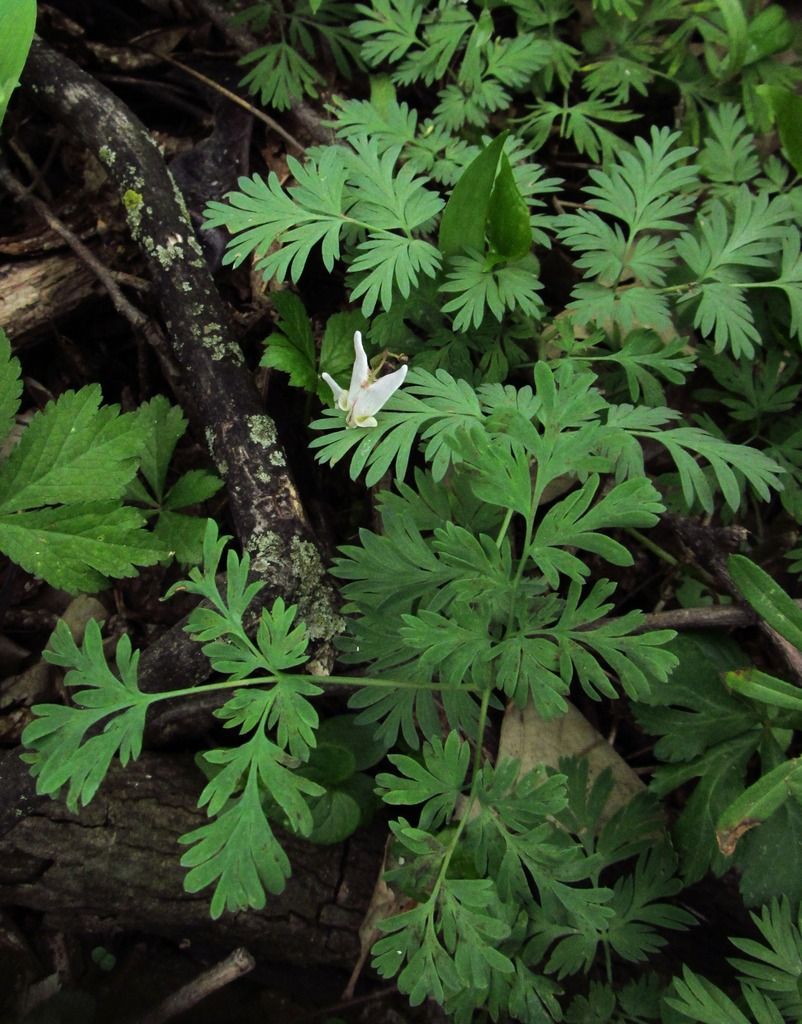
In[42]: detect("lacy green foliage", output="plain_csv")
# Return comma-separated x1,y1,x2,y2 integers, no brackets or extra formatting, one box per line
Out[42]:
371,753,692,1019
24,522,325,918
555,123,802,359
235,0,361,109
23,342,713,1020
0,329,166,591
311,361,783,512
204,137,443,317
215,104,802,402
22,2,802,1019
667,900,802,1023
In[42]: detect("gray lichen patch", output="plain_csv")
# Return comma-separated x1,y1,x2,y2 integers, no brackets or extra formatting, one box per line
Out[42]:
291,537,345,642
153,237,186,270
199,322,241,363
246,415,279,453
248,417,291,470
248,530,285,574
98,145,116,166
204,427,229,478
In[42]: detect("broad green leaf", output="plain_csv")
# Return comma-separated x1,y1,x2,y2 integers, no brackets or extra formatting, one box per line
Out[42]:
0,328,22,447
487,153,533,261
306,772,379,845
0,0,36,129
728,554,802,650
0,503,165,593
716,757,802,856
134,395,187,502
261,291,318,392
438,132,508,257
756,86,802,177
0,385,148,513
163,469,224,511
736,802,802,907
152,509,210,566
314,713,391,771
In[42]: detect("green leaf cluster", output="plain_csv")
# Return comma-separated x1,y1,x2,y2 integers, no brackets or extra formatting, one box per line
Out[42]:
23,521,337,918
0,329,165,592
236,0,362,110
205,136,443,317
633,625,802,906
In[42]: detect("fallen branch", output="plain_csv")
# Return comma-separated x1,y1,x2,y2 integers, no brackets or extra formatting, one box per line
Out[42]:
20,39,341,652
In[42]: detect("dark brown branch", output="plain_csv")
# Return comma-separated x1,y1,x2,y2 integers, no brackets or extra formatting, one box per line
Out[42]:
20,39,340,651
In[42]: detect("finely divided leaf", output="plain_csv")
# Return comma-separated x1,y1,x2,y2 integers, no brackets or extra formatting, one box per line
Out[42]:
24,620,150,810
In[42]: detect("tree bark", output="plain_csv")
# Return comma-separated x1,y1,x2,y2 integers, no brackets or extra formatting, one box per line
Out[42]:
0,748,383,969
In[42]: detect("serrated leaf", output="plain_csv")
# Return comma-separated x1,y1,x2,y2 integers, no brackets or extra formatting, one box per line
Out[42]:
133,395,187,502
261,291,318,392
151,509,209,565
0,328,22,446
163,469,224,511
0,503,165,593
0,385,148,513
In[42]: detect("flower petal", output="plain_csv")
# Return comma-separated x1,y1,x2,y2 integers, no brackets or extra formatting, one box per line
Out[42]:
321,372,349,411
351,365,408,423
347,331,370,403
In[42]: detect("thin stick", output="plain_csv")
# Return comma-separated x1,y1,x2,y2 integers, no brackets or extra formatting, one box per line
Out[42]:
145,50,306,154
0,160,166,355
135,947,255,1024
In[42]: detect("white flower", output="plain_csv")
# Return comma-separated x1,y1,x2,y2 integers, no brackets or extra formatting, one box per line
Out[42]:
322,331,408,428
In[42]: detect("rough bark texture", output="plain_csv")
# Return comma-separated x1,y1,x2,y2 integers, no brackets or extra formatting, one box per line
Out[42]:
0,748,382,969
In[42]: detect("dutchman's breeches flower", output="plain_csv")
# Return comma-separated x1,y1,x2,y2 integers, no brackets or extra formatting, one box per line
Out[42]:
322,330,408,428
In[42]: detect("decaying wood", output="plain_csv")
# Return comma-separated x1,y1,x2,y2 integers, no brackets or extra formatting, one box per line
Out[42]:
0,749,382,969
0,253,100,339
